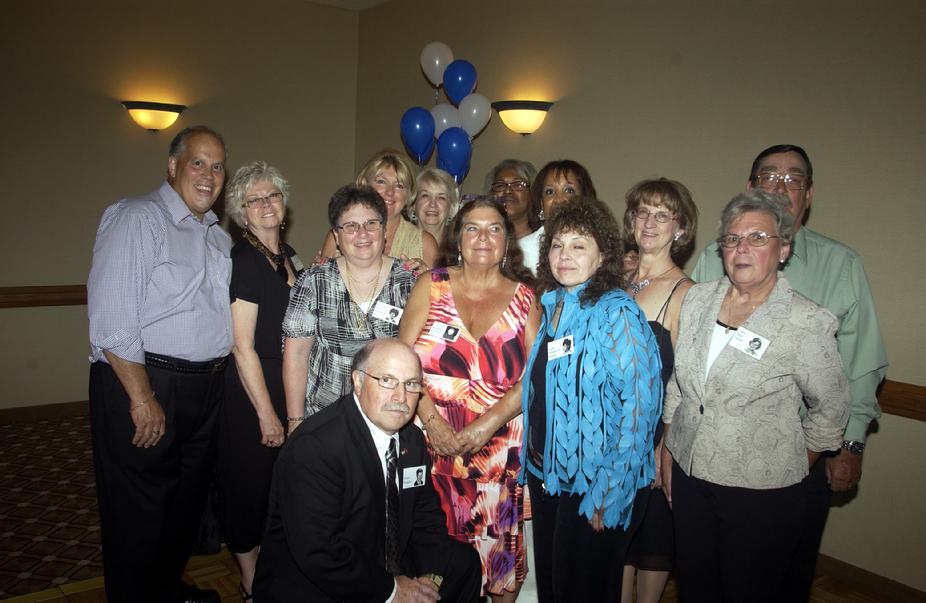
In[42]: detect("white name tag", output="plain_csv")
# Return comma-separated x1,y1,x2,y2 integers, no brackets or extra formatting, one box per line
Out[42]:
290,254,305,272
728,327,770,360
371,301,403,325
547,335,575,361
403,465,428,489
428,321,461,342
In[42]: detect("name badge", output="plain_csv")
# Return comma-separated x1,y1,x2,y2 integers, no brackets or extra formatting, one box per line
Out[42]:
403,465,428,489
547,335,575,361
728,327,770,360
290,254,305,272
428,321,461,342
372,301,403,325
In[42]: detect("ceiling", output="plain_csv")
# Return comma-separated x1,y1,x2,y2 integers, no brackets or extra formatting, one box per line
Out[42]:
309,0,390,10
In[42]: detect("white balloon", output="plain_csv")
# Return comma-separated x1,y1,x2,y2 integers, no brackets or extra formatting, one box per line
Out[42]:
420,42,454,87
458,93,491,137
431,103,461,139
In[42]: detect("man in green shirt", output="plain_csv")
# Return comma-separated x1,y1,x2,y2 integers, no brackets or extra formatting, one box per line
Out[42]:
690,144,887,601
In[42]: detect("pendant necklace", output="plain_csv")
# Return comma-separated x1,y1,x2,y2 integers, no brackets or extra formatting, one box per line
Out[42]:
629,265,674,297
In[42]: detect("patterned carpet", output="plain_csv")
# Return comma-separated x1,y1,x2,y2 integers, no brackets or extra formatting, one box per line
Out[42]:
0,415,102,598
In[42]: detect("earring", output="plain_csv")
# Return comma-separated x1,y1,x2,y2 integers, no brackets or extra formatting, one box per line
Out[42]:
539,209,545,221
502,254,508,269
457,251,462,265
281,220,286,231
674,232,682,241
409,213,418,224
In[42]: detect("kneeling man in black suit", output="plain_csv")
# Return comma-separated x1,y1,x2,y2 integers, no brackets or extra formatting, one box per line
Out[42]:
254,339,480,602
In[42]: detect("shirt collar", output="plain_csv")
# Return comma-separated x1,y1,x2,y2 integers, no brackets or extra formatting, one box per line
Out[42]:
787,225,808,264
353,394,398,458
159,181,219,227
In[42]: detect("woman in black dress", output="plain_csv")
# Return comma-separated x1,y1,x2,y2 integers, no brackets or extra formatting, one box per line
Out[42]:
620,178,698,603
217,161,302,600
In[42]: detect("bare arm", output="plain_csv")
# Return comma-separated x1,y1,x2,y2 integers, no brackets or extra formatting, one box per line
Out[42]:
231,300,285,446
398,275,463,456
457,296,541,453
102,350,165,448
282,336,314,435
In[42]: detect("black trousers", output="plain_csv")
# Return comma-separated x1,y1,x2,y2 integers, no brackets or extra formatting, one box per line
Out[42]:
90,360,223,603
528,473,647,602
781,455,831,602
672,462,804,603
415,538,482,602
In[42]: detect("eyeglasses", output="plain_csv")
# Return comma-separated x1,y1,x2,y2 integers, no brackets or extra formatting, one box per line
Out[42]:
244,192,284,207
633,208,675,223
337,219,384,235
357,369,423,393
490,180,529,194
718,232,781,248
753,172,806,191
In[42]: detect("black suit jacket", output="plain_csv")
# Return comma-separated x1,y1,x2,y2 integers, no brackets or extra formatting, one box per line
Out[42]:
254,394,454,602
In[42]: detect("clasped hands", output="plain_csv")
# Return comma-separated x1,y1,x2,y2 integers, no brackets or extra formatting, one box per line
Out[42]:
425,414,491,456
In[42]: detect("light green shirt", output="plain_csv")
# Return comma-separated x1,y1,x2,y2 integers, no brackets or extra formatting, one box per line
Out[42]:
691,226,887,442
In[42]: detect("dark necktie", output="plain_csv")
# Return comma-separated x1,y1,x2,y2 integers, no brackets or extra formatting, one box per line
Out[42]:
385,438,401,575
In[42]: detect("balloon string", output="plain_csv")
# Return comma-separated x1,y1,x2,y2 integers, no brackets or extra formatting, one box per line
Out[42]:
434,88,439,105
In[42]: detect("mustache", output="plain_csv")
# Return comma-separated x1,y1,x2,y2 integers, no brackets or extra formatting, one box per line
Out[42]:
383,403,411,414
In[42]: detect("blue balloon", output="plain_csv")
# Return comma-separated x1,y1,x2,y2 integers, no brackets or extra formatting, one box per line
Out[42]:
442,60,477,106
437,127,472,182
400,107,435,164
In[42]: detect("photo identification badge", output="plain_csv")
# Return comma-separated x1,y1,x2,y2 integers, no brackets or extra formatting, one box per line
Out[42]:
403,465,428,489
547,335,575,361
428,321,461,342
371,301,403,325
728,327,770,360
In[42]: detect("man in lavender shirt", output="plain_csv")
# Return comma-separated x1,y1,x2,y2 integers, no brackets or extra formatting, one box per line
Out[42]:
88,126,231,603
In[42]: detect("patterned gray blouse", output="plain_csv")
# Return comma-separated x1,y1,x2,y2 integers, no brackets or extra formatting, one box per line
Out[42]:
282,257,415,415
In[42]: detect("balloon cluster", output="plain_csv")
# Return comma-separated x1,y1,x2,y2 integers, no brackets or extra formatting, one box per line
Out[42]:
399,42,491,184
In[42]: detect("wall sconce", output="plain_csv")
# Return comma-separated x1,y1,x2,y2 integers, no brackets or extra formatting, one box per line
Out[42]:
121,101,187,132
491,100,553,135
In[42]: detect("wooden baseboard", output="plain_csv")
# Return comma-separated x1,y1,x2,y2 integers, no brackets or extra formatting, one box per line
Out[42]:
0,285,87,308
0,400,89,423
879,380,926,423
816,554,926,602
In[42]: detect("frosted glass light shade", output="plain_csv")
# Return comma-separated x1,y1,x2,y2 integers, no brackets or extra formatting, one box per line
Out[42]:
122,101,186,132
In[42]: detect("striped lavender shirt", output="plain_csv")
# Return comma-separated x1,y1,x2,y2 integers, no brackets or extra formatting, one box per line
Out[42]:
88,181,232,364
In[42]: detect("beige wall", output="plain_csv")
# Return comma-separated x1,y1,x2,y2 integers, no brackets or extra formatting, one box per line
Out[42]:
0,0,359,404
1,0,924,591
355,0,926,590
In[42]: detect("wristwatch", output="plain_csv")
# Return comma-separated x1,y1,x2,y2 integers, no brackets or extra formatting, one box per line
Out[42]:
841,440,865,454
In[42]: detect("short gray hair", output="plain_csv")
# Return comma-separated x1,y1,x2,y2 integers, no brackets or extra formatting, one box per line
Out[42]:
484,158,537,194
719,189,795,244
225,161,290,228
409,167,461,221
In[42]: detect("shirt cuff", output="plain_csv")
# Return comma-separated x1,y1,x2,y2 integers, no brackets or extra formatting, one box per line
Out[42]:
843,417,870,443
385,578,397,603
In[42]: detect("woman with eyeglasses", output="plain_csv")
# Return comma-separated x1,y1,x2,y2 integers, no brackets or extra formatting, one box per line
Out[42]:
399,196,540,602
516,160,598,276
408,167,460,246
619,178,697,603
283,185,416,431
319,150,438,274
661,190,849,602
486,159,540,273
216,161,303,599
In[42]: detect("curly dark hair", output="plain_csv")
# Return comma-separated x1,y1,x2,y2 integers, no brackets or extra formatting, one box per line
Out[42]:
327,184,387,229
535,197,627,306
437,195,535,286
530,160,597,221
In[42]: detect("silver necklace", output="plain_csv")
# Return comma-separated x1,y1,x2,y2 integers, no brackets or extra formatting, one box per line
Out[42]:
629,265,674,297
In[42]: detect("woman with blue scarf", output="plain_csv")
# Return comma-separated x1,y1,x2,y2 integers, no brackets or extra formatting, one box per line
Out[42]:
522,197,663,601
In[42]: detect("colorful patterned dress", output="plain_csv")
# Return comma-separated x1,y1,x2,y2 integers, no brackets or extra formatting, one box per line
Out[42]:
412,268,534,595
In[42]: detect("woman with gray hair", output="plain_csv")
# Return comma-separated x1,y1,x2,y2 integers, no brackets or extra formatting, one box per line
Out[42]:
217,161,303,599
408,167,460,246
487,159,540,272
660,190,849,602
